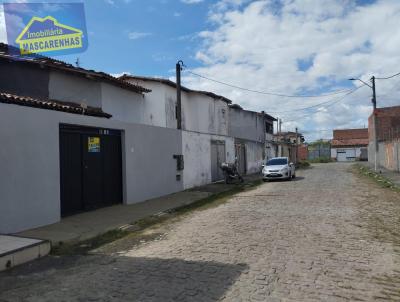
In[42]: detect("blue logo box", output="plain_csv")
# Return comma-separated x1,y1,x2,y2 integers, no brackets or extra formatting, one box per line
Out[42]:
4,2,88,57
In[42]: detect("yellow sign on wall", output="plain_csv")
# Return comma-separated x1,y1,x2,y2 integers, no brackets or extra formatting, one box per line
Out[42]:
88,137,100,153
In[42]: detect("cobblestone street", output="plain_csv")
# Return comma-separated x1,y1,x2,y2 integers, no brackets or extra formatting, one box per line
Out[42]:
1,163,400,301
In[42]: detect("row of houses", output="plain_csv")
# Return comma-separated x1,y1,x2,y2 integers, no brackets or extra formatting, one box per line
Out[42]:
0,43,286,234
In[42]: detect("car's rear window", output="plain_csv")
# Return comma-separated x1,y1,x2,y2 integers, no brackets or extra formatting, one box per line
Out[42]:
267,158,288,165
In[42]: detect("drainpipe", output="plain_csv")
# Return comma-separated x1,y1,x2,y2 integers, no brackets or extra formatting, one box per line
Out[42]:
176,61,184,130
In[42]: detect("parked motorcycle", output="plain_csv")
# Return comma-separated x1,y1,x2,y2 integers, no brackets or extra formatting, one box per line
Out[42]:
220,162,244,184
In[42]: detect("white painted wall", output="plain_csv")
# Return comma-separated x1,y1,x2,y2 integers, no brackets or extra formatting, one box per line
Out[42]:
126,80,173,128
182,92,229,136
245,141,264,174
331,148,337,159
49,71,102,108
0,102,183,234
122,78,230,136
182,131,234,189
101,82,145,124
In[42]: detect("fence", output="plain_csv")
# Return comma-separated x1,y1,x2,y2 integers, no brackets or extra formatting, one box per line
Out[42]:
379,126,400,142
307,144,331,161
376,139,400,172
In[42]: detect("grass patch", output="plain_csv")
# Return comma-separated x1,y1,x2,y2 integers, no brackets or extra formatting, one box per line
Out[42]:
308,157,332,163
51,229,130,255
51,179,263,256
297,160,311,169
353,163,400,192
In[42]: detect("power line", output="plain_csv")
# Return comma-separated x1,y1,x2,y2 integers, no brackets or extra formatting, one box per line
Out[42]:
267,84,365,113
281,84,366,123
375,71,400,80
184,69,353,98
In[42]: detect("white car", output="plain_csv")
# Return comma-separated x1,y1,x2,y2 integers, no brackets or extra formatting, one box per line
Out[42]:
262,157,295,181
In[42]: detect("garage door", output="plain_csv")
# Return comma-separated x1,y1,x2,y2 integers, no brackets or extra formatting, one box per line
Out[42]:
337,149,356,162
59,124,123,217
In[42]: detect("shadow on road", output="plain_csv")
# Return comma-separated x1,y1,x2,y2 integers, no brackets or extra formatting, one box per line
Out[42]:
0,255,247,301
266,176,305,182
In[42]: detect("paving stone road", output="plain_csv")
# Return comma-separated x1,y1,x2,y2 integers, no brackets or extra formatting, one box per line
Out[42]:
1,163,400,301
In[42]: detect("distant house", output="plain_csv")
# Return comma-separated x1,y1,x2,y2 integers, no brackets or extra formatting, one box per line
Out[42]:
273,131,304,163
331,129,368,161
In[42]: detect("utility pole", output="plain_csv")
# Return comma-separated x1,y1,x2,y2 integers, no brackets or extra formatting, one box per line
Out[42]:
349,76,379,171
176,61,183,130
295,127,298,164
371,76,379,172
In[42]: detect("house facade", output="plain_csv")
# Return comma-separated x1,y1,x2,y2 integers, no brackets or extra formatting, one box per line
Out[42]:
331,128,368,161
0,43,276,234
228,105,276,174
0,44,184,233
273,131,304,163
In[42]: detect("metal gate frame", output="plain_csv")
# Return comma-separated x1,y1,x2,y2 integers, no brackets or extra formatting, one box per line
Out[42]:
59,124,123,217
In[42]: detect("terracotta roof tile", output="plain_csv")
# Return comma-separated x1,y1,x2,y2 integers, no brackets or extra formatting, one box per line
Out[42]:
333,128,368,140
120,74,232,104
331,138,369,147
0,92,112,118
0,43,150,94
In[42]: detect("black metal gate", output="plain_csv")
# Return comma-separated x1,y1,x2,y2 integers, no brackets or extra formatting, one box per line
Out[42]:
59,124,122,217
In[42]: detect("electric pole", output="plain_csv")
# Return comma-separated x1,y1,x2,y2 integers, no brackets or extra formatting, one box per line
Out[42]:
295,127,298,164
176,61,184,130
349,76,379,171
371,76,379,172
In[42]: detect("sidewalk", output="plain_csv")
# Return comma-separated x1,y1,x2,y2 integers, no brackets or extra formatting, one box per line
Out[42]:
358,161,400,187
17,174,261,246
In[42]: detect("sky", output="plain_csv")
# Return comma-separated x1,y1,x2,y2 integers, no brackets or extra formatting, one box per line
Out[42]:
1,0,400,141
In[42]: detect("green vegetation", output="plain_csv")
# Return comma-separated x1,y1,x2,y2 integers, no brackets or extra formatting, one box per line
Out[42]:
51,179,263,255
308,156,332,163
307,140,331,149
51,229,130,255
354,164,400,192
297,160,311,169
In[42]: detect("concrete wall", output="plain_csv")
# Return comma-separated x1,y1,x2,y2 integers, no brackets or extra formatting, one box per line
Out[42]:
0,102,183,234
182,131,234,189
182,92,229,136
101,82,145,124
243,140,264,174
229,108,265,143
129,80,173,128
370,140,400,172
49,71,102,108
0,59,49,99
122,79,230,135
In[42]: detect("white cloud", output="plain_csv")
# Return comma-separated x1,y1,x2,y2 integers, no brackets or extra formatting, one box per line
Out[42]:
128,31,152,40
111,71,131,78
174,12,182,17
181,0,204,4
183,0,400,141
0,6,7,43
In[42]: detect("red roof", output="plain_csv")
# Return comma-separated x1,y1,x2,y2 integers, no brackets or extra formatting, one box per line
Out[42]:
332,128,368,147
0,92,112,118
